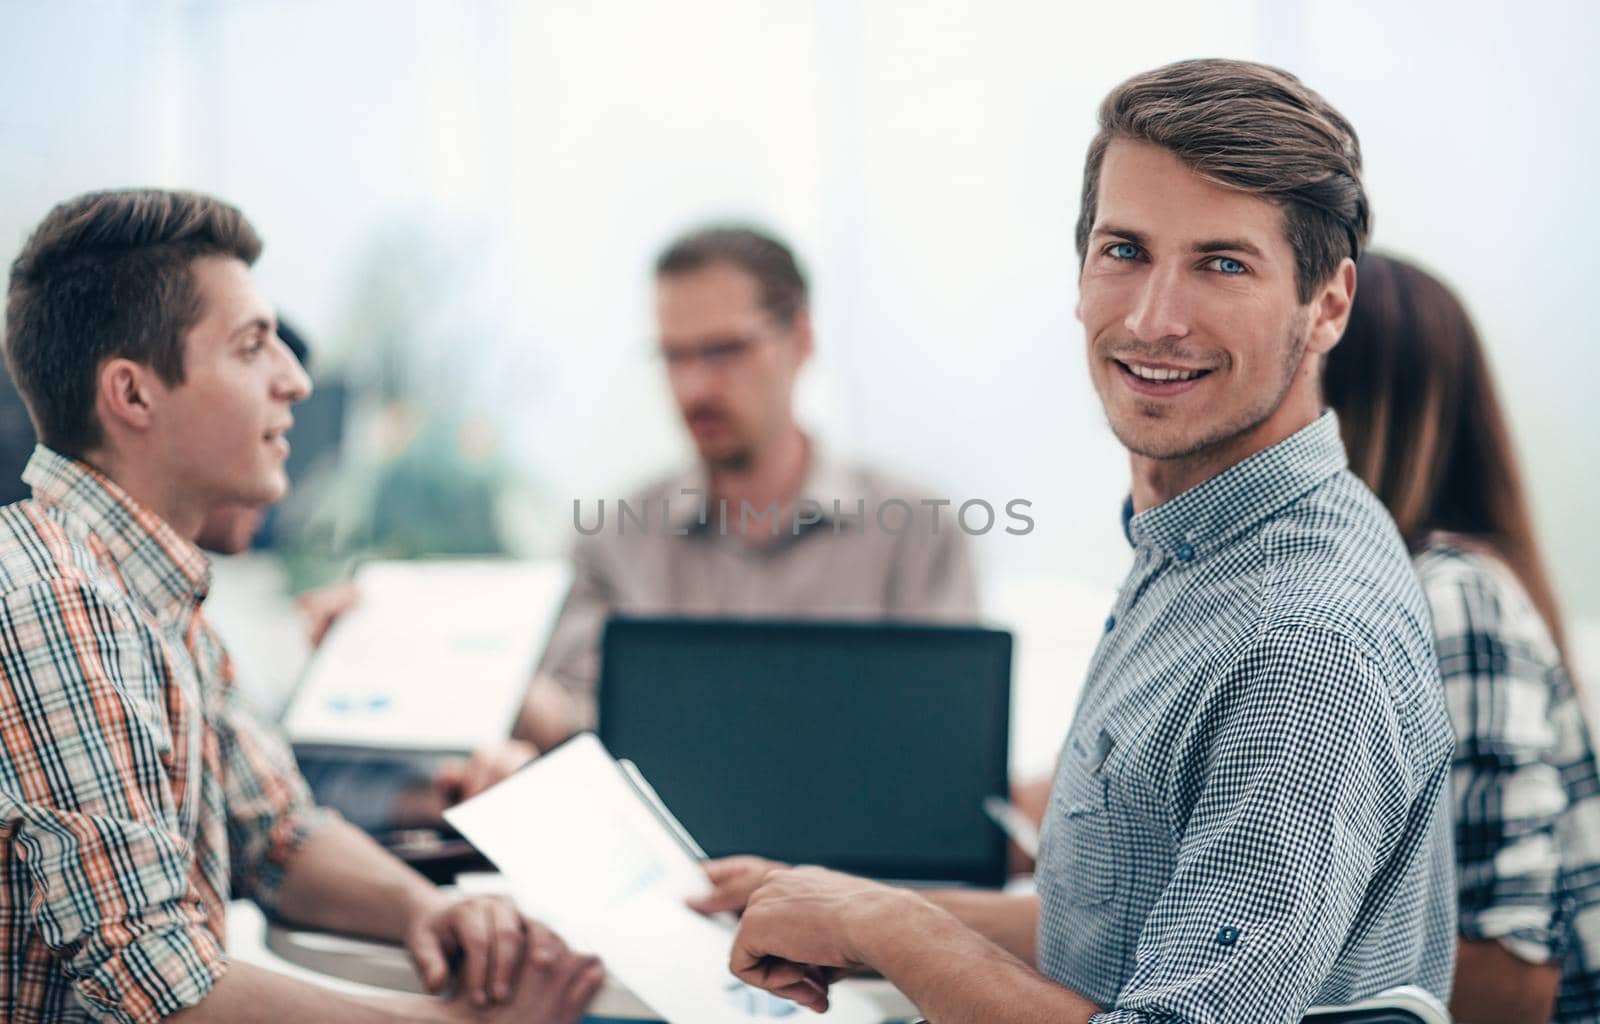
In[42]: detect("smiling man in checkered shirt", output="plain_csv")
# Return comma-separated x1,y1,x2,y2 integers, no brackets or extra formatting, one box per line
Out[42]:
692,59,1459,1023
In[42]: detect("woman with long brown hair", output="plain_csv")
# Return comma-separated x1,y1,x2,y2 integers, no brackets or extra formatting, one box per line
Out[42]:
1327,251,1599,1023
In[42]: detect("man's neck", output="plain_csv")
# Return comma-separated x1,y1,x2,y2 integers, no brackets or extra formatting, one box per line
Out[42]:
79,446,206,540
1129,393,1322,514
709,426,810,540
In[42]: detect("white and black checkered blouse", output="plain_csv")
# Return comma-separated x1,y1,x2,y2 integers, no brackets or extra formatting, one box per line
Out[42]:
1036,412,1457,1022
1419,537,1600,1023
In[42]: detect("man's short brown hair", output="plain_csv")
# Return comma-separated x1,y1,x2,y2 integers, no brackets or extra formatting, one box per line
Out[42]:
4,189,262,456
1076,59,1370,303
655,225,809,327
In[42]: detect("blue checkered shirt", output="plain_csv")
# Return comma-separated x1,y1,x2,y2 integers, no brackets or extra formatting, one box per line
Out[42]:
1036,412,1457,1022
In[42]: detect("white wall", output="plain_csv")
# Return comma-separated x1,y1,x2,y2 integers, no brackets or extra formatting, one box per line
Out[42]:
1,0,1595,618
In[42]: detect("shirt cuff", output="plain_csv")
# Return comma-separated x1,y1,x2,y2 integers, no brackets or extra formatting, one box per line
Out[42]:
244,805,341,916
76,921,229,1024
1460,903,1561,964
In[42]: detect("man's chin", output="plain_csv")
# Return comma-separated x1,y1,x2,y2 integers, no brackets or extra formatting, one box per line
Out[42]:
697,444,754,474
1109,416,1220,463
240,475,289,509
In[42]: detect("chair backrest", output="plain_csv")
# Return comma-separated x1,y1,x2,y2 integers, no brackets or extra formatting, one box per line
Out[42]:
1303,986,1450,1024
905,983,1453,1024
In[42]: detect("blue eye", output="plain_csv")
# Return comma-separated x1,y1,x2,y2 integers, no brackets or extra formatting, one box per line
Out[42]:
1108,243,1140,260
1211,257,1247,275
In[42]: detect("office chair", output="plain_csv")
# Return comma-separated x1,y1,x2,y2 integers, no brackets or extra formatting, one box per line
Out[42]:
906,985,1450,1024
1303,985,1450,1023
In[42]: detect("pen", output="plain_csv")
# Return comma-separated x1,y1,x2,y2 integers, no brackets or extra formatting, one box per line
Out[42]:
617,757,708,862
982,795,1041,860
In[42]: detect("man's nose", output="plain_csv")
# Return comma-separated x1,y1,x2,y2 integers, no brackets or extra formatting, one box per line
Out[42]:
669,359,721,402
1123,264,1193,344
273,336,313,402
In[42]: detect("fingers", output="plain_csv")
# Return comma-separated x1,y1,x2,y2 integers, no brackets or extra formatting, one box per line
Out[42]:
486,899,527,1003
407,923,451,995
734,958,830,1014
296,581,360,649
510,938,602,1024
770,975,830,1014
555,955,605,1023
525,916,566,968
462,749,502,800
456,899,496,1007
443,742,538,803
688,856,783,914
435,759,466,802
702,856,775,883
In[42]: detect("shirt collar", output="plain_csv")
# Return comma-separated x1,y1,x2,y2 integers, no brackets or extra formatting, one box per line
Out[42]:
666,435,852,535
1124,410,1349,562
23,445,211,623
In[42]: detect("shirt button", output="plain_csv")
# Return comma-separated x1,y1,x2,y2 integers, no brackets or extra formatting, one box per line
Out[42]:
1176,542,1195,562
1103,615,1116,633
1216,926,1240,947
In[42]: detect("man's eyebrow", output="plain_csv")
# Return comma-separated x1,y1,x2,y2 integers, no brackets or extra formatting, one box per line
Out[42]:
1091,224,1148,247
1194,238,1265,258
229,315,276,340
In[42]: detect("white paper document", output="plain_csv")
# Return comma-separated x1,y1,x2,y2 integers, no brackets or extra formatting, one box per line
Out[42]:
284,559,570,751
444,734,882,1024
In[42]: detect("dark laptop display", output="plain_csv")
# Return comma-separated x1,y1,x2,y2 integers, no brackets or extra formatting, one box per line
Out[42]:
598,618,1013,888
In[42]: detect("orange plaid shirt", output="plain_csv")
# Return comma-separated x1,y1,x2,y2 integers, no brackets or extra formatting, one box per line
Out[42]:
0,447,333,1023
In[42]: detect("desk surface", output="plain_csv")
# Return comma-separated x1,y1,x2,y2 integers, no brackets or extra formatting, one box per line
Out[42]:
225,900,922,1022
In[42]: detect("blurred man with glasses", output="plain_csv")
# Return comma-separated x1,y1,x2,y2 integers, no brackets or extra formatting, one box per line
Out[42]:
444,225,979,797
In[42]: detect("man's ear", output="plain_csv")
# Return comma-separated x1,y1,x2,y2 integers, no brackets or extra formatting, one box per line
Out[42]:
95,358,160,436
1307,257,1357,356
789,307,816,366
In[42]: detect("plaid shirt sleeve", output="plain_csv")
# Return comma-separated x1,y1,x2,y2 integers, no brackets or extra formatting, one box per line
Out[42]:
1426,551,1570,963
0,578,227,1023
203,625,337,916
1095,626,1444,1023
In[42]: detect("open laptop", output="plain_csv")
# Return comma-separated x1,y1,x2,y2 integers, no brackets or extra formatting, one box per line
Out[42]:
598,617,1013,888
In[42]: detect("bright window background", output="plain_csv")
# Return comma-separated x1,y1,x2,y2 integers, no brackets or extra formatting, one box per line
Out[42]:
3,2,1597,751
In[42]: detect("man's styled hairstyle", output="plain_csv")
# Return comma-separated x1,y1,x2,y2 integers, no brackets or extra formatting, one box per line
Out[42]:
5,189,263,456
655,225,809,327
1076,59,1370,303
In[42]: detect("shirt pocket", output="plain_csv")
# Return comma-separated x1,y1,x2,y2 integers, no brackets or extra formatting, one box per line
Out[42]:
1043,765,1119,905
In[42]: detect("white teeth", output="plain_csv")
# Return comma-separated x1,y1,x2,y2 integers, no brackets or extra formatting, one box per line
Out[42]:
1126,363,1202,382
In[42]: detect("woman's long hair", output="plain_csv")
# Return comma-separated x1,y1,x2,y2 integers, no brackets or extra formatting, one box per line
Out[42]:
1325,250,1570,661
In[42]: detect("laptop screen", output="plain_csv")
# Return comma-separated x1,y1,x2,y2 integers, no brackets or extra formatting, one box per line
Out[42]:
598,618,1012,887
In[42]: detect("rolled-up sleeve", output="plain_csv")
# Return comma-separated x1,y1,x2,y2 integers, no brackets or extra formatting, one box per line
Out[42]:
0,579,227,1022
530,536,613,727
208,631,336,915
1094,626,1446,1023
1430,564,1568,963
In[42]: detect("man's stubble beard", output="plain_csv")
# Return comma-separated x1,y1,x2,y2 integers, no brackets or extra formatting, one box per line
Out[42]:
704,446,755,474
1111,313,1312,463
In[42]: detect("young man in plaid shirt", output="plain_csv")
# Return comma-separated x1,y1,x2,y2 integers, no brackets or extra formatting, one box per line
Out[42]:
690,59,1458,1023
0,190,602,1023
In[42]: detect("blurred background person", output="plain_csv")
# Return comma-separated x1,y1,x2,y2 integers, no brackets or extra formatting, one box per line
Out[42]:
439,223,982,800
1326,250,1600,1024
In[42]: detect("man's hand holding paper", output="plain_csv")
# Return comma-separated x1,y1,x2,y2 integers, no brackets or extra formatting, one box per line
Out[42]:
728,867,907,1013
443,735,882,1023
686,855,790,916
